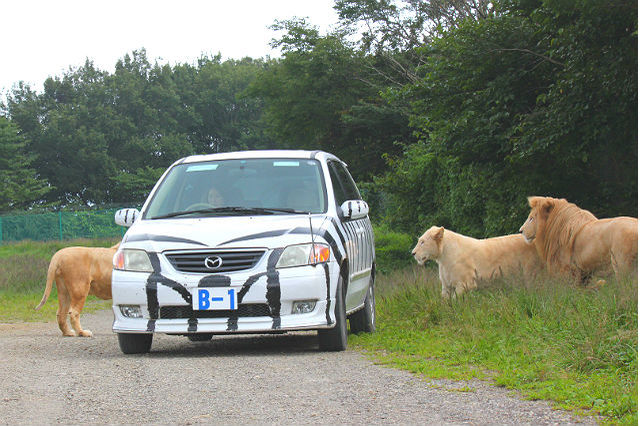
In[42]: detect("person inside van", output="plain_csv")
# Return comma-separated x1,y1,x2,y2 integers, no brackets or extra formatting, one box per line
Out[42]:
207,187,225,206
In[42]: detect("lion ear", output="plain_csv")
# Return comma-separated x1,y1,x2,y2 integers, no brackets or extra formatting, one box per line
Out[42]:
528,196,543,208
541,199,554,214
434,227,444,241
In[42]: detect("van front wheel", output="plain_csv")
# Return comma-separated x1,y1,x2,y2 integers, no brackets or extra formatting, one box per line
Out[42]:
118,333,153,354
349,275,375,334
318,275,347,351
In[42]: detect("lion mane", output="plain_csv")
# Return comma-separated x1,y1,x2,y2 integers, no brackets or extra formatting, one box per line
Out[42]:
524,196,637,280
533,197,596,270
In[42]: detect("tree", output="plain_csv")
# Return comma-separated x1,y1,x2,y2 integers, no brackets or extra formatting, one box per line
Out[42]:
335,0,496,88
379,0,637,236
0,117,50,211
248,19,408,180
3,51,270,207
512,0,638,216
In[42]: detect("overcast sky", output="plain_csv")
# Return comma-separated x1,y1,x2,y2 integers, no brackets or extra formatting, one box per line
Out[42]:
1,0,339,94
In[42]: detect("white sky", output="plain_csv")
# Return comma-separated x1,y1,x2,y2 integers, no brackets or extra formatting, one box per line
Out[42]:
1,0,339,94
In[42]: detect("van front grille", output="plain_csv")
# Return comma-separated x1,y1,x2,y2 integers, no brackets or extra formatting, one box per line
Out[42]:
164,249,265,273
159,304,272,319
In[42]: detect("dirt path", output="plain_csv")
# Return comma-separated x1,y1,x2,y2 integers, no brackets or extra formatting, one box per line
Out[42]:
0,309,594,425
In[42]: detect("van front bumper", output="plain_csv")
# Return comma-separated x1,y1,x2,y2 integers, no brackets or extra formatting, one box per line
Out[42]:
112,260,339,335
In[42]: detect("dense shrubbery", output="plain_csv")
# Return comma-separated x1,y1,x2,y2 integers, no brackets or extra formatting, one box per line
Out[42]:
372,225,415,273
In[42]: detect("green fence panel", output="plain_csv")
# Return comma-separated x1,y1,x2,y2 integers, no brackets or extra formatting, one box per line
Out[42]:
60,209,123,240
0,208,128,242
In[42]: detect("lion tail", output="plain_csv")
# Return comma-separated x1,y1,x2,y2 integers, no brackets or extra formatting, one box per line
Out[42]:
35,255,58,311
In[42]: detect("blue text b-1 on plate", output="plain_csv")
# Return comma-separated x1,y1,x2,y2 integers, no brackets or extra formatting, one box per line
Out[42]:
193,288,236,310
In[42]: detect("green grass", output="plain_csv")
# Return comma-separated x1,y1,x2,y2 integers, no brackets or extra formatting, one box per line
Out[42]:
0,290,111,323
1,238,637,423
0,238,118,322
349,266,638,424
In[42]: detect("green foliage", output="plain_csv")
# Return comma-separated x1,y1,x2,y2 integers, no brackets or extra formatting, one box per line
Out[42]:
513,0,638,216
3,52,270,207
0,117,50,211
352,267,638,423
380,1,637,235
248,19,408,180
0,0,636,237
372,225,415,273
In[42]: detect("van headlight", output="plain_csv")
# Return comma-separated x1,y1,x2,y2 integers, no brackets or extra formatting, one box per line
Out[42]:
276,243,330,268
113,249,154,272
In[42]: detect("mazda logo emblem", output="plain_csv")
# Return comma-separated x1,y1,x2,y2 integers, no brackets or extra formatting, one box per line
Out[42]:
204,256,223,270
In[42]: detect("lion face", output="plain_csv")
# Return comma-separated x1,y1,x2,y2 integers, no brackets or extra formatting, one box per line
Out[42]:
412,226,444,265
519,211,537,243
520,196,554,244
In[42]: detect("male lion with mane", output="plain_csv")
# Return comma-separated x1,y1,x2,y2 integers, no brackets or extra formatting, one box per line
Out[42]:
520,196,637,281
412,226,542,298
35,243,120,337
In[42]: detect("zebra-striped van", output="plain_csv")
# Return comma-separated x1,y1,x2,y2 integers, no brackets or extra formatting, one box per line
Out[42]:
112,150,375,354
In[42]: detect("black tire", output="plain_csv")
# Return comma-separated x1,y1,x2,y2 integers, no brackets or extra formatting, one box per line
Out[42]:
349,275,375,334
187,333,213,342
318,274,348,351
117,333,153,354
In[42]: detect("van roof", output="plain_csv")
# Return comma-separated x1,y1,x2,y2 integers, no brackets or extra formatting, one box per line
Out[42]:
178,150,340,165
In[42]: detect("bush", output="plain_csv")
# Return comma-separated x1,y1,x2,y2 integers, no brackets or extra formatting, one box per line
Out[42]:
373,225,415,273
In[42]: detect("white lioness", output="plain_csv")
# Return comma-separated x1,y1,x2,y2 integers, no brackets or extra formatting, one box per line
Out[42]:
412,226,542,297
35,243,120,337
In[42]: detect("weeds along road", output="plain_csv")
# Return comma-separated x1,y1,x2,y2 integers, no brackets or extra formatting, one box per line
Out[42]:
0,309,594,425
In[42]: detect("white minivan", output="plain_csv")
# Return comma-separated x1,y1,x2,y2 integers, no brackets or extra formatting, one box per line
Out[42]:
112,150,375,353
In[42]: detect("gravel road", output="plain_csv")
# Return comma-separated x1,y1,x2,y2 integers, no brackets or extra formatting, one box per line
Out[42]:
0,309,595,425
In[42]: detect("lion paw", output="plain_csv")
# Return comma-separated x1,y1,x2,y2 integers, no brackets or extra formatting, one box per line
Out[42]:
78,329,93,337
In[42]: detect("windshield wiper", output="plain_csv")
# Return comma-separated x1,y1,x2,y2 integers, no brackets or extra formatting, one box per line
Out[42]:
249,207,310,215
151,206,309,219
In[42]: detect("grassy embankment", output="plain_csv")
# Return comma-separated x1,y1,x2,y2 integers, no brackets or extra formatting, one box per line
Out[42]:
0,238,118,322
1,231,637,424
352,225,638,425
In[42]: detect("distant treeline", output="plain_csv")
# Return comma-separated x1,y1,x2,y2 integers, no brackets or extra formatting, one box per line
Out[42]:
1,0,637,237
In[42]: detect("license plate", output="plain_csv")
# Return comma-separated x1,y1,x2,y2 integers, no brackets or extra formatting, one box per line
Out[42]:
193,288,237,311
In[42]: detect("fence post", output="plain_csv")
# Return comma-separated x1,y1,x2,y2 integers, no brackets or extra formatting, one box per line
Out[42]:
0,216,2,243
59,211,63,241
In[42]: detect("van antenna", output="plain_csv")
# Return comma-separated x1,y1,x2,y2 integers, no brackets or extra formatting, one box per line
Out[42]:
309,213,316,265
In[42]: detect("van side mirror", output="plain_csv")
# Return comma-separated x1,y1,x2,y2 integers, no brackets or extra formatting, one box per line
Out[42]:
340,200,369,220
115,208,140,227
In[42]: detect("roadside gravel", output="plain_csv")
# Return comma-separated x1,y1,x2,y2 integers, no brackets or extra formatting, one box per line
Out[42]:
0,309,596,425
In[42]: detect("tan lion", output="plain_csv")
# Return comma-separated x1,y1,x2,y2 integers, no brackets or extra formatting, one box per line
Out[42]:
35,243,120,337
412,226,542,298
519,196,638,281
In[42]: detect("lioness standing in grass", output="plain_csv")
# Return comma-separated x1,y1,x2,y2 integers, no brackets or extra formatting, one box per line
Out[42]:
412,226,542,298
35,243,120,337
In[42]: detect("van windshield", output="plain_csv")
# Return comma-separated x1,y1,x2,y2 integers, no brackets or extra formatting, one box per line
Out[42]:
143,158,327,219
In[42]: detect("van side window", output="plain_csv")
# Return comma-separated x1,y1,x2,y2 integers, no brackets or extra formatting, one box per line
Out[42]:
328,161,361,206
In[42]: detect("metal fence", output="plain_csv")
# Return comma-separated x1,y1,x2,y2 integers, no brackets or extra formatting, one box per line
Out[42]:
0,208,128,243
